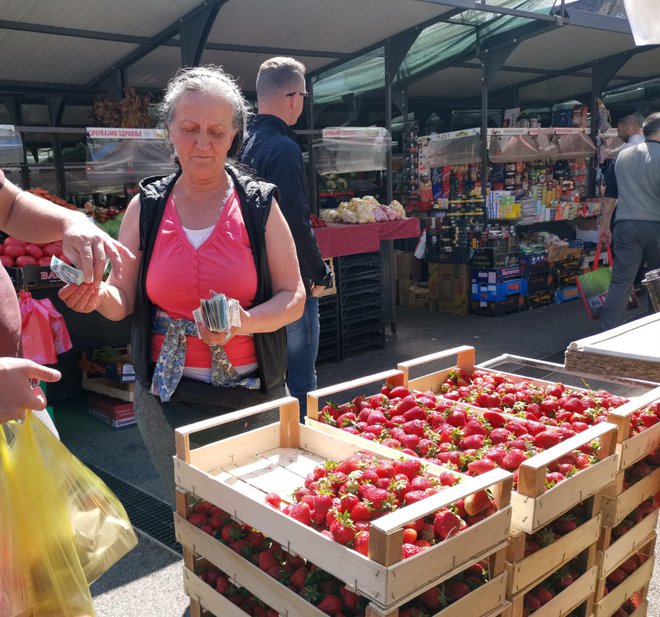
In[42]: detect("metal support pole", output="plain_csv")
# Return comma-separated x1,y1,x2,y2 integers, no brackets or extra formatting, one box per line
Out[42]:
47,96,66,198
179,1,225,66
307,78,318,215
588,55,630,196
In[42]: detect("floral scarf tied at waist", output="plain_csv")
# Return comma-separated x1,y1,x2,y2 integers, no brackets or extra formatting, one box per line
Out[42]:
150,310,260,402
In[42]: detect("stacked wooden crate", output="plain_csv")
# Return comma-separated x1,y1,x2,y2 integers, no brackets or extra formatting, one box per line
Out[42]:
173,398,513,617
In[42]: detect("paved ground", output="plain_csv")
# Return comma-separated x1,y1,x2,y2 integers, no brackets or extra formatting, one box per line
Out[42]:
50,297,658,617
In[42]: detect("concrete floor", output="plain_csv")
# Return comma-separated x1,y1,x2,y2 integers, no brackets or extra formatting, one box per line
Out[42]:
51,298,658,617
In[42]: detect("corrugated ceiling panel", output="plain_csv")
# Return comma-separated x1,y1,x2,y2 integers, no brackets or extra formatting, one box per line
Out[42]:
615,47,660,80
0,30,137,85
506,25,632,71
210,0,453,54
127,46,331,93
3,0,200,37
408,67,483,99
519,75,593,102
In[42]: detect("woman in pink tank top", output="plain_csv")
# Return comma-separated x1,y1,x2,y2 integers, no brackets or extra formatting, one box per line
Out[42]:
59,66,305,505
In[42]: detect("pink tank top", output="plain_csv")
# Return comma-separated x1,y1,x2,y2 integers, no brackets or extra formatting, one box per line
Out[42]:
147,189,258,369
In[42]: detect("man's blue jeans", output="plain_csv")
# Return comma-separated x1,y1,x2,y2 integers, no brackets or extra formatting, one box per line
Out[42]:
285,296,320,419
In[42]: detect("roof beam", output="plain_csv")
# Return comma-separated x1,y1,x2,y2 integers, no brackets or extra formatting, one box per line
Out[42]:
0,19,152,44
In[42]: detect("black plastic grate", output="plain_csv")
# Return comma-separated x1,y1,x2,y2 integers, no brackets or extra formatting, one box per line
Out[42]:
85,462,181,555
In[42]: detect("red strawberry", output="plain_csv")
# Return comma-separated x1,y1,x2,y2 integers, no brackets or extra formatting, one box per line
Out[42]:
530,584,554,605
545,471,565,488
187,513,207,527
619,557,638,574
552,516,577,535
353,530,369,556
445,580,470,601
461,434,485,450
330,516,356,545
215,574,231,594
464,490,491,516
289,502,312,526
317,594,343,615
502,449,528,470
402,543,426,559
489,428,514,444
483,409,507,426
433,510,463,539
350,502,373,521
607,568,626,586
467,458,497,476
524,593,541,612
257,550,279,572
420,586,448,610
394,458,423,480
339,586,360,612
289,566,309,589
534,431,562,449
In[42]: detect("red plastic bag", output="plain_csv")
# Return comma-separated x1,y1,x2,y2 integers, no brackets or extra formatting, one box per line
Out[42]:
19,291,58,365
41,297,73,355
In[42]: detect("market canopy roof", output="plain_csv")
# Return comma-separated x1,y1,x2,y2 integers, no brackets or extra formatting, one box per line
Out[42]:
0,0,658,120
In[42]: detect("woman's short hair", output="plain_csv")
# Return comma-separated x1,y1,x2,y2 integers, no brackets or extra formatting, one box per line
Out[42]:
160,65,252,156
256,57,306,99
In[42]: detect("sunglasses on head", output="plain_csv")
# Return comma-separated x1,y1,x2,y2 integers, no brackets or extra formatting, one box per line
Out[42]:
286,91,309,99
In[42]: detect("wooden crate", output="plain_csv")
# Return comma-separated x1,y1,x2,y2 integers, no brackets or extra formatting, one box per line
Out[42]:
81,372,134,402
603,387,660,471
503,566,598,617
597,509,659,579
306,362,620,534
178,515,509,617
600,466,660,528
173,397,513,614
593,538,655,617
506,495,603,595
510,422,618,534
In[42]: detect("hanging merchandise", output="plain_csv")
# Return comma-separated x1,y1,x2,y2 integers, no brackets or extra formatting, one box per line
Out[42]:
19,291,72,364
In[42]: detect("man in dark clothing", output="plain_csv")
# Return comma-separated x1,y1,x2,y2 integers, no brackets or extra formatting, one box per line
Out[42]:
241,57,332,418
598,112,660,330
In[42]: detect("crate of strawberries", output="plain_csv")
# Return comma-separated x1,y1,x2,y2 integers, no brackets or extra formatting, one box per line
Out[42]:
173,397,512,614
306,364,620,533
179,496,509,617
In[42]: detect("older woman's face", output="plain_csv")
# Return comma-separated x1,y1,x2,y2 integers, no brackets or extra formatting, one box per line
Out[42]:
168,90,237,177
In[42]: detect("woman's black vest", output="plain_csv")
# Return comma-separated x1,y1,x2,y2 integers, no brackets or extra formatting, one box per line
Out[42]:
131,164,287,393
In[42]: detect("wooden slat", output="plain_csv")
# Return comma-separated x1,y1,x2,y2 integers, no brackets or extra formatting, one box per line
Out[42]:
178,519,328,617
306,369,405,421
601,466,660,527
397,345,476,384
507,514,602,595
617,423,660,471
183,567,254,617
594,556,655,617
510,453,618,534
598,512,658,579
525,566,598,617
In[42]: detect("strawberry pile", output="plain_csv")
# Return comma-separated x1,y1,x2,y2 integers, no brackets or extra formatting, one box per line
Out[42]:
318,385,602,489
440,368,628,431
264,452,499,559
522,557,584,615
523,504,588,557
623,453,659,491
188,499,495,616
199,562,278,616
627,401,660,436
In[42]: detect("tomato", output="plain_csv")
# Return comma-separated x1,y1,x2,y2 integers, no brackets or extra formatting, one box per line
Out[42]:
3,237,25,247
0,255,15,267
41,243,60,257
15,255,38,267
37,256,52,266
25,244,43,260
0,243,3,255
3,244,26,258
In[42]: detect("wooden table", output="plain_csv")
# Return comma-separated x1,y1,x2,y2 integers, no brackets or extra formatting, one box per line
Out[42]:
565,313,660,383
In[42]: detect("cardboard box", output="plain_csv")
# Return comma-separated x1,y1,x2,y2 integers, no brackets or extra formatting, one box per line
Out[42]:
394,251,421,281
397,279,410,306
471,278,528,302
408,283,430,309
428,263,469,314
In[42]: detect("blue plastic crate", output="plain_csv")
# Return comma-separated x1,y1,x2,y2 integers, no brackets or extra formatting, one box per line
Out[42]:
471,278,528,302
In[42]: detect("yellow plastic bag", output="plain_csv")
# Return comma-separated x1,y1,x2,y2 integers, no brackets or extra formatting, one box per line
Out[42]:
0,425,29,617
31,417,138,584
6,413,96,617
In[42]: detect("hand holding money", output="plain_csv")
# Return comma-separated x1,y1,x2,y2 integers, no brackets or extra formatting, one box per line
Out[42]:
192,291,242,344
50,255,86,285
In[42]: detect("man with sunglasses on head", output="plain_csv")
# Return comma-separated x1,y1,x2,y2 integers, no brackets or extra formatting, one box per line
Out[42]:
241,57,332,420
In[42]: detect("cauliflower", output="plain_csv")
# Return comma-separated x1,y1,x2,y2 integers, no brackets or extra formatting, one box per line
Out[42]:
389,200,406,220
320,208,341,223
356,201,377,223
